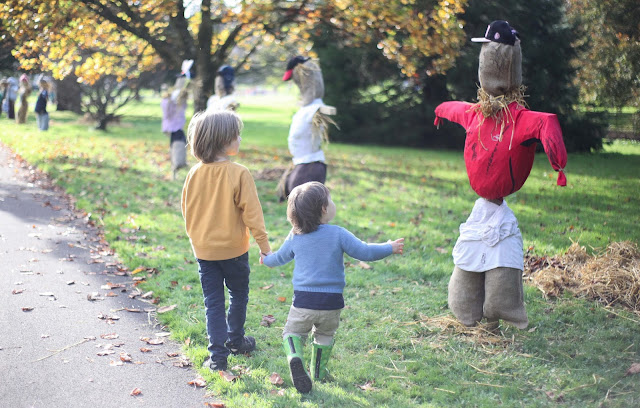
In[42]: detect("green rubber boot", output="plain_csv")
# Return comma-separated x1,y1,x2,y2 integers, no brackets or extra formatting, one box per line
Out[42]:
310,342,334,381
283,335,312,393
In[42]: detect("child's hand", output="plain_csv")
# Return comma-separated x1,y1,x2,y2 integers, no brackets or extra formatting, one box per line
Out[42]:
259,251,273,265
388,238,404,255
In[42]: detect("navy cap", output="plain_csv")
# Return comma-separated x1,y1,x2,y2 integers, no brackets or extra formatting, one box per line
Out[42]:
471,20,520,46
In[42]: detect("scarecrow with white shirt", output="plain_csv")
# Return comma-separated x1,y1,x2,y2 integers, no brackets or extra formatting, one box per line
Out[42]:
278,56,337,201
206,65,238,112
434,20,568,329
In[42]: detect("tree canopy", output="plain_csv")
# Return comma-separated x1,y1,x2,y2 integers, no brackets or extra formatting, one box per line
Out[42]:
567,0,640,109
1,0,467,110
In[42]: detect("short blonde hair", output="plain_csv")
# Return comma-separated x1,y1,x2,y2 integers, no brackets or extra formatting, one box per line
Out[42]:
287,181,330,234
39,78,50,91
187,110,243,163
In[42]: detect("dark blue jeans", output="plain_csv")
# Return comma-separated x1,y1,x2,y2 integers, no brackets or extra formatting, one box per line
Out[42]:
197,252,250,361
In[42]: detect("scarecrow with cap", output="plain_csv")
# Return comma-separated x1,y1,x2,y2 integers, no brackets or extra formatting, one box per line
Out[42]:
278,56,337,201
161,60,193,180
206,65,238,111
434,20,568,329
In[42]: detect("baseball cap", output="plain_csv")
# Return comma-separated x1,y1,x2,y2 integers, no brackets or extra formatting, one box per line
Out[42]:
471,20,519,46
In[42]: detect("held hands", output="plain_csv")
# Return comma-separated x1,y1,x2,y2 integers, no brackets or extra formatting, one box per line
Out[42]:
259,251,273,265
388,238,404,255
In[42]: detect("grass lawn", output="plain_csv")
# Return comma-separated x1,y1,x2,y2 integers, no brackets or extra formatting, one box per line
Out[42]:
1,92,639,407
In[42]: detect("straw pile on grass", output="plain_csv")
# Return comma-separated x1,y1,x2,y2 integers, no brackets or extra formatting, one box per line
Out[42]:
406,314,513,350
524,241,640,312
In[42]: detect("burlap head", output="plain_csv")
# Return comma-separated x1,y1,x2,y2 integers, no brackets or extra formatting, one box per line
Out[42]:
478,39,522,96
292,60,324,106
214,76,228,98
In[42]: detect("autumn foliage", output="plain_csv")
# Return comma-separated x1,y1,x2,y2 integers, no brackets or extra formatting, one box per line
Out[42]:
1,0,468,94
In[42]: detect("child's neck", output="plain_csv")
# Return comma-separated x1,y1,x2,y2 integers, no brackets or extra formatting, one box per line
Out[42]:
213,155,229,162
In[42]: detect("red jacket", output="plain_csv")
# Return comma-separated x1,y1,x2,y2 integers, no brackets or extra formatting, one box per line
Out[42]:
435,101,567,200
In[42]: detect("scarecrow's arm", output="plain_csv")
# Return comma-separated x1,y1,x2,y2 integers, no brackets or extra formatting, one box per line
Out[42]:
434,101,475,130
536,113,568,186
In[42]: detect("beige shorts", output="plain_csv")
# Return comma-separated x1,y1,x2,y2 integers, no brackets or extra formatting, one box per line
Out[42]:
283,305,342,346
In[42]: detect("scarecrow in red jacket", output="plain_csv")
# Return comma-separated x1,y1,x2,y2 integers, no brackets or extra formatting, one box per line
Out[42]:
278,56,337,201
434,20,568,329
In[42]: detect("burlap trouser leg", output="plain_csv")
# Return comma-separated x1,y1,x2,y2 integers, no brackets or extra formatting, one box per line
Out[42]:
484,267,528,329
448,266,485,327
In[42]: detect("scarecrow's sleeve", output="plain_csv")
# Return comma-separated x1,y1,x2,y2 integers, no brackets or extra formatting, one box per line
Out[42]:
434,101,475,130
534,112,568,186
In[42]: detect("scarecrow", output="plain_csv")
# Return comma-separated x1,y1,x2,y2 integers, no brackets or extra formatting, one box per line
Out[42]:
278,56,337,201
16,74,32,124
206,65,238,111
434,20,568,329
161,60,193,180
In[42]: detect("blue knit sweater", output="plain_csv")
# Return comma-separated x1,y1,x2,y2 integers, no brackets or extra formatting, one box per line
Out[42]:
264,224,392,297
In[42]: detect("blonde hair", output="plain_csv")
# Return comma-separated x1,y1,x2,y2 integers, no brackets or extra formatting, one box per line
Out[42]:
39,78,50,91
287,181,330,234
187,110,243,163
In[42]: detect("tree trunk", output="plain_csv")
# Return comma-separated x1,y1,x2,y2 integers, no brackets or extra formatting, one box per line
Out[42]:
55,74,83,114
193,0,214,112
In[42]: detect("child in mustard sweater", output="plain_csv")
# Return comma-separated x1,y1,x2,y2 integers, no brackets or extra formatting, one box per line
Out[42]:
181,110,272,372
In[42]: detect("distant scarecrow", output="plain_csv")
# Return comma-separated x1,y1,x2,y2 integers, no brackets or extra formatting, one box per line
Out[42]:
278,56,337,201
434,20,568,329
206,65,239,112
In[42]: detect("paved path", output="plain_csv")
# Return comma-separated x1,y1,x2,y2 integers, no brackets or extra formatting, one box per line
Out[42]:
0,144,210,407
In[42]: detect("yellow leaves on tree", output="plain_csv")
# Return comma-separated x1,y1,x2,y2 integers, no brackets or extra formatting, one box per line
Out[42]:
1,0,161,84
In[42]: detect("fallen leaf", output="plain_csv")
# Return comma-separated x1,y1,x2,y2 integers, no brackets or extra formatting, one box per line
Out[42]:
120,352,133,362
100,333,119,340
170,281,178,287
66,281,75,285
97,350,115,356
87,292,103,301
41,334,50,338
220,371,239,382
12,288,24,295
124,308,141,313
140,337,164,345
358,261,371,269
157,304,177,314
130,387,142,396
166,351,179,357
269,389,286,396
260,284,274,290
182,285,192,291
435,247,448,254
184,337,191,346
204,403,225,408
140,348,152,353
21,307,34,312
269,372,284,385
260,315,276,327
625,363,640,376
155,332,171,337
109,360,123,366
105,292,118,297
131,267,145,275
277,297,286,302
358,380,379,391
188,377,207,387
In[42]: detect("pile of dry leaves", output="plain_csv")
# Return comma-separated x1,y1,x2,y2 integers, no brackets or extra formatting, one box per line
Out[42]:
524,241,640,313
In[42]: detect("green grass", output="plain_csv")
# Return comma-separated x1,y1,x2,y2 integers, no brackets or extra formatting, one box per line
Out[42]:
1,93,640,407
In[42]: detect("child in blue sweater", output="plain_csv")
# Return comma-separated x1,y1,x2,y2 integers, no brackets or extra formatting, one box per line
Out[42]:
261,181,404,393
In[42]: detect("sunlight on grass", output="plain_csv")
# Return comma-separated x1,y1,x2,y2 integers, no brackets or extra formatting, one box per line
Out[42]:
1,94,639,407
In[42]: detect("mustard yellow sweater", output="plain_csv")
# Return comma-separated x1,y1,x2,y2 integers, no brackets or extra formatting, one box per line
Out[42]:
181,161,271,260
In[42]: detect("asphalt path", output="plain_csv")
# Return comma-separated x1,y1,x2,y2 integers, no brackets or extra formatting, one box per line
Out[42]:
0,143,211,407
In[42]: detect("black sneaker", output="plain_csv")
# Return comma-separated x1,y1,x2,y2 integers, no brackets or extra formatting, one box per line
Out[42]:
203,357,228,372
225,336,256,355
